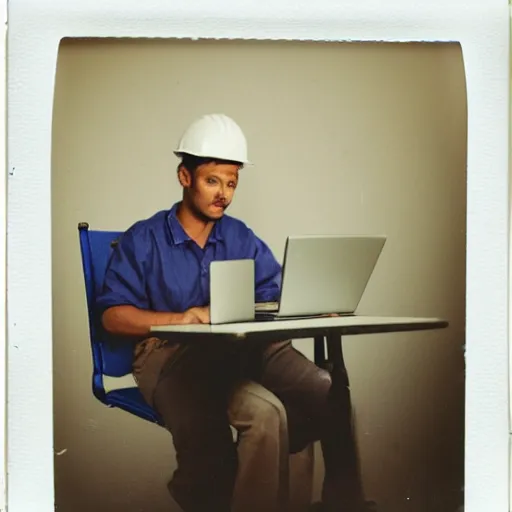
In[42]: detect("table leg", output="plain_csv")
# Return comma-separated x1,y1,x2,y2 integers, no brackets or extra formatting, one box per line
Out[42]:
314,336,326,368
324,333,366,509
325,333,349,388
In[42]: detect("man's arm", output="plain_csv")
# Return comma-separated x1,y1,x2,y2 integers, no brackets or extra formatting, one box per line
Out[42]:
102,305,209,337
96,227,209,338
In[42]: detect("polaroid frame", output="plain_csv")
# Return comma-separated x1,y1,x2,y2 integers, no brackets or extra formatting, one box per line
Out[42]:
0,0,6,511
4,1,510,511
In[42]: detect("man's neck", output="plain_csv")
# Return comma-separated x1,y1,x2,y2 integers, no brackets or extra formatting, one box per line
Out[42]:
176,201,215,247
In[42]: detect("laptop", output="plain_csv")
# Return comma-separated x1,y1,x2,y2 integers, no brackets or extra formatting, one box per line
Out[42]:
209,259,256,325
255,234,386,320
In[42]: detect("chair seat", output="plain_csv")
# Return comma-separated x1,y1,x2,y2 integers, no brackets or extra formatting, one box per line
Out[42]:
105,388,163,426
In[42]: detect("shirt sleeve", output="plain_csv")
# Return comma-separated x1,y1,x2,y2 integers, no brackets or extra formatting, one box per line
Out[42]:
248,230,282,303
95,227,150,315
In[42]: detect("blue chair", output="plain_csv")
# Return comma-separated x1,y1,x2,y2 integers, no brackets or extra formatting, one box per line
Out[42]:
78,222,163,425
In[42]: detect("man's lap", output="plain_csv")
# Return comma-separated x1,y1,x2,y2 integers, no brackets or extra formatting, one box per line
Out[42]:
133,336,331,445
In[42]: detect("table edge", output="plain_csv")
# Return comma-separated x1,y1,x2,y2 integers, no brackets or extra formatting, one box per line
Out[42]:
150,317,449,340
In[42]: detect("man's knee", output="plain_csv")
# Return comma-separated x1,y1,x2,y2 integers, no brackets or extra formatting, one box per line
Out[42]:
250,394,286,439
229,380,287,438
313,367,333,396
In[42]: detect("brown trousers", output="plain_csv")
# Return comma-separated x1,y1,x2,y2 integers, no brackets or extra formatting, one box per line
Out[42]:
133,337,364,512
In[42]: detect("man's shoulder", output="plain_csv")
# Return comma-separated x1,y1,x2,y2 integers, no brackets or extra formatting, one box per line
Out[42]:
122,209,169,241
127,209,168,232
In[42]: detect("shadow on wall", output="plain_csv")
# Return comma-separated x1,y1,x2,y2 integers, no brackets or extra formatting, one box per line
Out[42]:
51,38,467,512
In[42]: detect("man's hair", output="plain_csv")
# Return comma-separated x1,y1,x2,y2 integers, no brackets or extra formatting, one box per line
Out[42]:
177,153,244,182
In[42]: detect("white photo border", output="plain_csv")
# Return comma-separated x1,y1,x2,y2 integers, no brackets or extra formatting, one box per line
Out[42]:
0,0,6,511
5,1,510,511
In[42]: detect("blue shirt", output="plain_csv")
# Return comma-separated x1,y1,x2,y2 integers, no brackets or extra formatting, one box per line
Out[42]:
96,202,282,315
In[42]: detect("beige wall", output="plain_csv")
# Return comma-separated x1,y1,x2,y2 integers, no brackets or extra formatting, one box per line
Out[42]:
51,39,467,512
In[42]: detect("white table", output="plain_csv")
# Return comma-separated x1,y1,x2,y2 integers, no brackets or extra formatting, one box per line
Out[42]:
151,315,448,508
151,314,447,340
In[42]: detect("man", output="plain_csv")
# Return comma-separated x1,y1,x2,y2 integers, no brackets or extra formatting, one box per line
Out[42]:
96,114,372,512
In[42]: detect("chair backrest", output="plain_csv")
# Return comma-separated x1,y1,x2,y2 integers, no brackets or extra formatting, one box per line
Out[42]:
78,222,137,401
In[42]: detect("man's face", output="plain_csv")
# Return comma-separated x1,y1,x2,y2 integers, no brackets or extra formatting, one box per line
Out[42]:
181,162,240,221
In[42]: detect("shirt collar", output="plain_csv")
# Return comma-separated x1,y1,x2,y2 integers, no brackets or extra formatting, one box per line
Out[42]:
167,202,224,245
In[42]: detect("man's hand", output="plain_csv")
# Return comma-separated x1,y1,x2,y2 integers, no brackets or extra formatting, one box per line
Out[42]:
181,306,210,324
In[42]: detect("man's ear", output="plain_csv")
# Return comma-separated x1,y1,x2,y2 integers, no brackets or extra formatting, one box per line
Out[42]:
177,165,192,188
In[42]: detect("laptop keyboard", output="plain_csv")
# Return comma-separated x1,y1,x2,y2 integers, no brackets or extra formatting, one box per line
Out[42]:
255,302,279,313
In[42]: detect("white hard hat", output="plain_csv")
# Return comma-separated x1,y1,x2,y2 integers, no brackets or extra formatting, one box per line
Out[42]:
174,113,251,165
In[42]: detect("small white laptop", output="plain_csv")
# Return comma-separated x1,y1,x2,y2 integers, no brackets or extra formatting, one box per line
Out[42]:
209,259,255,325
255,234,386,320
